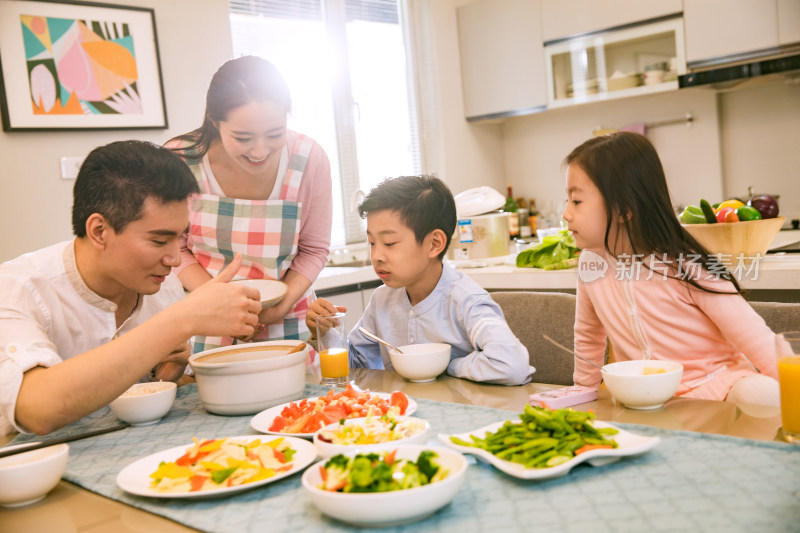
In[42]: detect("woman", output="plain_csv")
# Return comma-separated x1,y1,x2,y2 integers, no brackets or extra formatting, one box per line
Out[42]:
168,56,332,353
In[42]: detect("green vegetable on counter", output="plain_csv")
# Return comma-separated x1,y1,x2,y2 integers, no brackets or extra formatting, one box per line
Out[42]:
516,229,580,269
699,199,718,224
680,205,706,224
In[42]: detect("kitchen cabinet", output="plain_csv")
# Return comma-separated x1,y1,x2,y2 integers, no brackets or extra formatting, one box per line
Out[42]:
683,0,780,65
544,18,685,108
540,0,681,42
457,0,547,120
778,0,800,45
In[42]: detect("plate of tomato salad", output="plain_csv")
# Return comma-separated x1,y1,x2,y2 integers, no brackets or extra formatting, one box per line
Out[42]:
250,384,416,439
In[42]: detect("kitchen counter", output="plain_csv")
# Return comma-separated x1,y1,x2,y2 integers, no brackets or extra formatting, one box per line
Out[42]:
314,254,800,293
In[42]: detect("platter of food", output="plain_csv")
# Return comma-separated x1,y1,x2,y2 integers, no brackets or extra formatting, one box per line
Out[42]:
313,415,430,458
250,384,416,439
438,405,660,480
116,435,316,499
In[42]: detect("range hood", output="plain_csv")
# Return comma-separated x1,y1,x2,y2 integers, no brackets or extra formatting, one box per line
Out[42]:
679,51,800,90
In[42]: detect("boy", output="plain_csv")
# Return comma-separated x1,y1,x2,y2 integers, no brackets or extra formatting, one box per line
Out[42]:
307,175,533,385
0,141,262,435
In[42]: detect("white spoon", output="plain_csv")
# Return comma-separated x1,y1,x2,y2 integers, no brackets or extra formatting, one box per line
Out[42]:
542,334,606,372
359,327,405,354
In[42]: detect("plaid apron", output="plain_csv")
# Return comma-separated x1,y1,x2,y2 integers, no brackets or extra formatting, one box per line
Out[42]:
183,136,315,355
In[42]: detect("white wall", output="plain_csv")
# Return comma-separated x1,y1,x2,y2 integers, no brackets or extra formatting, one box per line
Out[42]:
0,0,232,262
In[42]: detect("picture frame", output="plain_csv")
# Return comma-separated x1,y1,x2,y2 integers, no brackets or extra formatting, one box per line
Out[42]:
0,0,168,131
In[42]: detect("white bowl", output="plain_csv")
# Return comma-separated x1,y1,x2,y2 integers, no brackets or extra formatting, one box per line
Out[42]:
602,360,684,410
389,343,451,382
313,416,431,458
301,445,467,527
232,279,287,309
109,382,177,426
0,444,69,507
189,340,308,415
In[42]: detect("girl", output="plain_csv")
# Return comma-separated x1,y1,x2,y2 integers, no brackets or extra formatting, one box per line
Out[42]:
167,56,332,353
563,132,778,405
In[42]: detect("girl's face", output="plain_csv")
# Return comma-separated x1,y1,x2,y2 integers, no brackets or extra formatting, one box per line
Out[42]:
216,100,287,175
562,163,611,252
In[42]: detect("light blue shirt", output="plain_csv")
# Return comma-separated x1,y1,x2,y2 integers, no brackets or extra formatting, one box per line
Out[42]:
348,264,534,385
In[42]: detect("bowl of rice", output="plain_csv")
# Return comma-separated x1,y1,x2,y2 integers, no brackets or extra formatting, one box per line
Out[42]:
108,381,177,426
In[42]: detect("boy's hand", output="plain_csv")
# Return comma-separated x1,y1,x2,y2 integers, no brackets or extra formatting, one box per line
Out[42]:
150,341,191,382
306,298,346,339
181,254,262,338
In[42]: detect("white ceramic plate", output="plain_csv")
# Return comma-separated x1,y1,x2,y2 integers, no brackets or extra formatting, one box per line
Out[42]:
313,416,431,458
438,420,659,480
116,435,316,499
232,280,288,309
250,392,418,439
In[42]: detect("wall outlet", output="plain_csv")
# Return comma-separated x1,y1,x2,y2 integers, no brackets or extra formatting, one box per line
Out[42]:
59,156,84,180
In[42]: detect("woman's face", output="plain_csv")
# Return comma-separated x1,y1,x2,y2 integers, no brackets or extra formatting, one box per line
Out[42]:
215,100,287,175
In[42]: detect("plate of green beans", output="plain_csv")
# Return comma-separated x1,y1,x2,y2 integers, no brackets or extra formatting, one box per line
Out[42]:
438,405,660,480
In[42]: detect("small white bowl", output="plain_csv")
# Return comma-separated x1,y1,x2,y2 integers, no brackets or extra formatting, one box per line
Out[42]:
0,444,69,507
189,340,308,415
602,360,684,410
313,416,431,458
301,444,467,527
232,279,288,309
108,382,177,426
389,343,451,382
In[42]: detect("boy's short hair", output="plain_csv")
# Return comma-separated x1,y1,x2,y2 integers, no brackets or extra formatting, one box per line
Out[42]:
72,140,199,237
357,174,456,260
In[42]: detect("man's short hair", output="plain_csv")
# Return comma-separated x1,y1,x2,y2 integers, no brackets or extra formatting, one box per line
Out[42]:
357,174,456,260
72,140,199,237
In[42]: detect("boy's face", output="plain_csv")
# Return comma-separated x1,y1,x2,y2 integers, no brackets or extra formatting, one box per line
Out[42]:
366,209,437,290
101,197,187,295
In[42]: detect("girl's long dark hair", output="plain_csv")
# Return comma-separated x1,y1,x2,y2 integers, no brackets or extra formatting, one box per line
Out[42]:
168,56,291,160
565,132,740,294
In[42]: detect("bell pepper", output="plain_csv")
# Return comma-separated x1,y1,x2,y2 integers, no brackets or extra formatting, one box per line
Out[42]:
736,205,762,221
717,199,744,211
680,205,706,224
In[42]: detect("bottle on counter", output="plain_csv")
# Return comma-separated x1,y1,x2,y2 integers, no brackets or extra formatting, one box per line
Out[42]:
516,197,532,239
528,198,538,235
503,185,520,239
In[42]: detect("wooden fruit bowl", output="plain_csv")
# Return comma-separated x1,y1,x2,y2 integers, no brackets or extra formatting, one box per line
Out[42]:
682,216,784,265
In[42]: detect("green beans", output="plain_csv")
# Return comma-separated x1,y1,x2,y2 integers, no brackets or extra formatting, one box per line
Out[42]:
450,405,619,469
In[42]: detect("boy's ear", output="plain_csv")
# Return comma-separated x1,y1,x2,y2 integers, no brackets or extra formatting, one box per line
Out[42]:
427,229,447,258
85,213,111,250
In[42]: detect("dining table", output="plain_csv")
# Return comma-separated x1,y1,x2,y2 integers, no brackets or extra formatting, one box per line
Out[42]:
1,367,798,533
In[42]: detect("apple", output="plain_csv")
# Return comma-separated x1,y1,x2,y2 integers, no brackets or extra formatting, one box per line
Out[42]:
748,194,779,219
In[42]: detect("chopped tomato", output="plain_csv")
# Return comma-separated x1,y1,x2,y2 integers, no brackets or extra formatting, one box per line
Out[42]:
189,475,207,492
269,416,288,432
175,450,210,466
273,448,286,463
384,449,397,466
322,404,347,421
390,391,409,414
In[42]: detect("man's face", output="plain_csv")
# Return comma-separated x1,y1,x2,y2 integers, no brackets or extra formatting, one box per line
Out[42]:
102,197,188,295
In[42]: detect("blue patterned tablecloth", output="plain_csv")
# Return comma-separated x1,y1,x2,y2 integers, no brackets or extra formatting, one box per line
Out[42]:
6,384,800,533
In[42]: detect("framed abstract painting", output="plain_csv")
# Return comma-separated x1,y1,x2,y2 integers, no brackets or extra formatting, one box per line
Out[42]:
0,0,167,131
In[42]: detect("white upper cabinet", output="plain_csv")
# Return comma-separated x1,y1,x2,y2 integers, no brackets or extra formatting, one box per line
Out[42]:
778,0,800,45
683,0,779,64
540,0,682,42
457,0,547,120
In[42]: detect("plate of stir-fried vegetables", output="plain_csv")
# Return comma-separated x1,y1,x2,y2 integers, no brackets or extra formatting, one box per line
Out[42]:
116,436,317,498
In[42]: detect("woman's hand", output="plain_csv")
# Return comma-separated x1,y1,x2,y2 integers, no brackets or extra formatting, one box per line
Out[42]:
306,298,347,340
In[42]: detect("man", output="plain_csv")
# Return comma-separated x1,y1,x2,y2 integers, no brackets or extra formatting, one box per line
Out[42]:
0,140,262,435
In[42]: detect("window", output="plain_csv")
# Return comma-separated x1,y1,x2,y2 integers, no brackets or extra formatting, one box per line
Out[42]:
229,0,421,247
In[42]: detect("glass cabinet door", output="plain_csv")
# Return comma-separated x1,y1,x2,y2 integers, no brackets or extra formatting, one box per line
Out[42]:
545,18,686,108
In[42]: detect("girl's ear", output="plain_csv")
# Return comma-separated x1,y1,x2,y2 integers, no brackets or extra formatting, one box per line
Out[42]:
428,229,447,258
85,213,111,250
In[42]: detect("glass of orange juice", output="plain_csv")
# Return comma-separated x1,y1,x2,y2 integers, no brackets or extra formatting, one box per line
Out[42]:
776,331,800,444
316,312,349,386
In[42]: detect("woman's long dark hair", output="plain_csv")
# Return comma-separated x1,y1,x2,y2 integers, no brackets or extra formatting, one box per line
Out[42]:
565,132,740,294
169,56,291,160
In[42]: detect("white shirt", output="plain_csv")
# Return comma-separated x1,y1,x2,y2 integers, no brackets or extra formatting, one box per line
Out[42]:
348,264,534,385
0,240,186,434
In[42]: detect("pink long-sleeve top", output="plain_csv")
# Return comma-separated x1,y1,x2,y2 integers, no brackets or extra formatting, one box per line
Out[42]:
573,251,778,401
170,130,332,284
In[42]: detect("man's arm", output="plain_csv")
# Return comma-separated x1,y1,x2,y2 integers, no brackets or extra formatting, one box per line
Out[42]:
14,256,261,435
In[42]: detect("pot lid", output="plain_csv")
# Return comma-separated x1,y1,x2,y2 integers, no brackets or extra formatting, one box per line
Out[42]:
454,186,505,218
